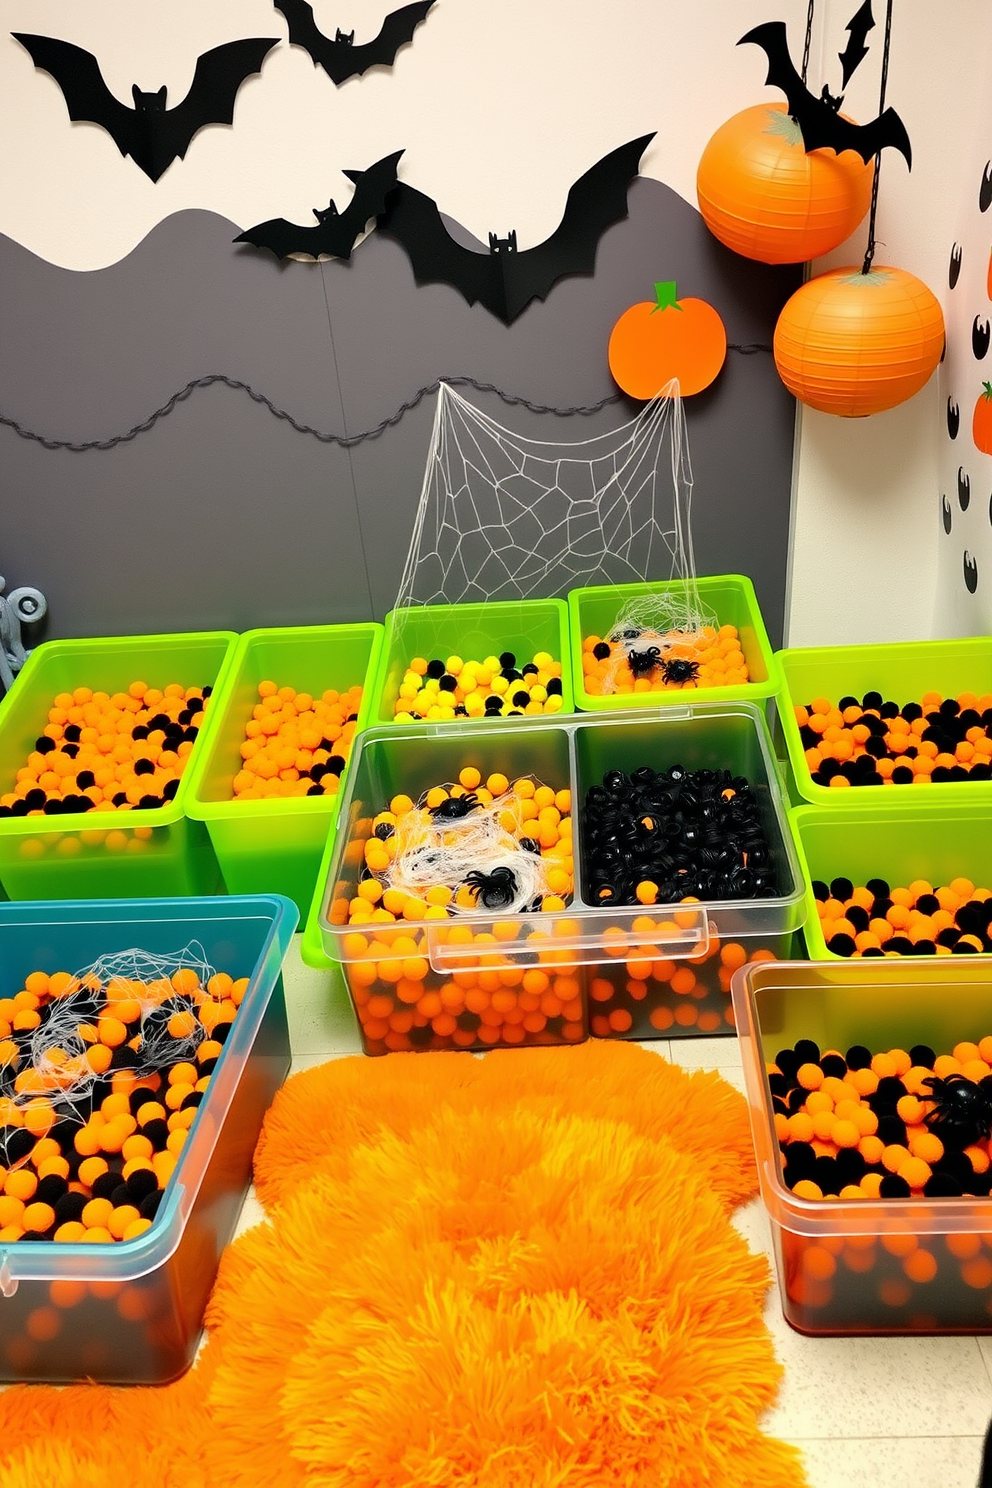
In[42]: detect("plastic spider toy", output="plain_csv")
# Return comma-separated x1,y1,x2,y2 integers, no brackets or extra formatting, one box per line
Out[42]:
464,865,518,909
429,791,479,820
626,646,661,678
661,656,700,685
921,1073,992,1148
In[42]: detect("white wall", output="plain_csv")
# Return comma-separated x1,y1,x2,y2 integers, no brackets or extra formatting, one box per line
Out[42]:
787,0,992,647
0,0,984,646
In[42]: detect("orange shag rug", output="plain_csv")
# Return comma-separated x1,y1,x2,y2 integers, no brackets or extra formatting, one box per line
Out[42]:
0,1041,806,1488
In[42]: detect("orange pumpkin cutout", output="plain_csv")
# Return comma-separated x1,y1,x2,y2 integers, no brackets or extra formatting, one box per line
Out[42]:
773,265,945,417
609,282,727,399
697,103,874,264
974,382,992,454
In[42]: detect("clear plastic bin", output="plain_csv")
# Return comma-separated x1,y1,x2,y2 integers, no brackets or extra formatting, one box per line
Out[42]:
0,893,296,1382
733,957,992,1335
317,705,806,1053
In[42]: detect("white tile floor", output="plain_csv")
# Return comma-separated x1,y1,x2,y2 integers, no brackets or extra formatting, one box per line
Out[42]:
245,940,992,1488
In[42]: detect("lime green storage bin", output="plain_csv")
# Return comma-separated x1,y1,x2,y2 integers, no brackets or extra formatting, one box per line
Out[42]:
791,799,992,960
372,600,572,724
568,576,781,712
184,623,383,916
0,632,236,900
779,637,992,806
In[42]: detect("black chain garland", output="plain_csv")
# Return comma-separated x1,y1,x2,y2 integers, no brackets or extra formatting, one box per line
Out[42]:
0,349,771,455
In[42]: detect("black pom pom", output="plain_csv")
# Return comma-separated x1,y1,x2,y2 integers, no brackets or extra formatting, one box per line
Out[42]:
499,651,516,668
829,876,854,902
909,1044,936,1069
879,1173,911,1198
793,1039,820,1063
126,1168,159,1203
821,1053,848,1079
91,1170,123,1201
592,642,611,660
846,1044,873,1070
140,1189,163,1221
425,659,445,679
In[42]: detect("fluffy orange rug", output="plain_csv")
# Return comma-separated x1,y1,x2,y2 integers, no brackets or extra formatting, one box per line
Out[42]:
0,1041,806,1488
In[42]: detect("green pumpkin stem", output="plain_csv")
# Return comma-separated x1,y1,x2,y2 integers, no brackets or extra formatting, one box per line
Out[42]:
652,281,683,314
983,381,992,402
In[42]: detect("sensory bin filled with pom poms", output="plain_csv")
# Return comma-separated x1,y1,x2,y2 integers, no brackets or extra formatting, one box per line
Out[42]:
770,1035,992,1333
577,761,786,1037
0,958,243,1244
580,624,749,697
333,766,584,1054
391,650,564,721
0,681,211,819
795,690,992,787
231,680,363,800
813,875,992,958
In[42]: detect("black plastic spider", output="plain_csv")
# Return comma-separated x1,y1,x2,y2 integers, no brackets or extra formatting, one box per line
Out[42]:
429,791,479,820
921,1073,992,1148
464,866,518,909
626,646,661,677
661,656,700,685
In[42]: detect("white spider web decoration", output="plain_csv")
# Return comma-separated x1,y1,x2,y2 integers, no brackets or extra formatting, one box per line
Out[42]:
393,381,710,633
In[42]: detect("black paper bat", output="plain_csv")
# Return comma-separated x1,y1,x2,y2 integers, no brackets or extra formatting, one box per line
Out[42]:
377,134,654,324
13,33,278,182
838,0,874,88
739,21,911,167
272,0,433,83
235,151,403,259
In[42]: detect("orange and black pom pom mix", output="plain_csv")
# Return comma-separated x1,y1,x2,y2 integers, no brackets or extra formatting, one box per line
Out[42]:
231,680,364,800
813,874,992,958
588,937,780,1039
770,1035,992,1331
796,689,992,787
0,967,245,1244
0,681,211,820
333,768,580,1054
581,625,749,696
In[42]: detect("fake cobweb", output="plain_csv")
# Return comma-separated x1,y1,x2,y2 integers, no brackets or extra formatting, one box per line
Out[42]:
3,944,216,1129
392,382,714,666
381,781,556,915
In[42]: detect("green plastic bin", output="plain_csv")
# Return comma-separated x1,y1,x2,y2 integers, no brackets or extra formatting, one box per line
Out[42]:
185,624,383,915
0,631,236,900
779,637,992,806
791,799,992,960
372,600,573,725
568,576,781,711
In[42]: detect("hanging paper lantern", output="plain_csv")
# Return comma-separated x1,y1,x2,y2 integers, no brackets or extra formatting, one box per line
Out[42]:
773,265,945,417
608,281,727,399
696,103,874,264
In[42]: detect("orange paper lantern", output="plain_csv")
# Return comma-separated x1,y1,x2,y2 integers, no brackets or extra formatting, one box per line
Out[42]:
773,265,945,417
608,281,727,399
696,103,874,264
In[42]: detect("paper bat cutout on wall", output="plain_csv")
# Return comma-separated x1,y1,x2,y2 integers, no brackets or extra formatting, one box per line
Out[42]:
377,134,654,325
13,33,278,182
738,21,911,167
272,0,433,83
838,0,874,89
235,151,403,259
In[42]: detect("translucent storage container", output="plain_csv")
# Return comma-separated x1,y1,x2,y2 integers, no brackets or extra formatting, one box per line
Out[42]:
0,893,296,1383
792,800,992,961
778,636,992,807
733,957,992,1335
0,632,237,901
372,600,573,725
317,705,806,1053
568,576,781,712
185,623,383,915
